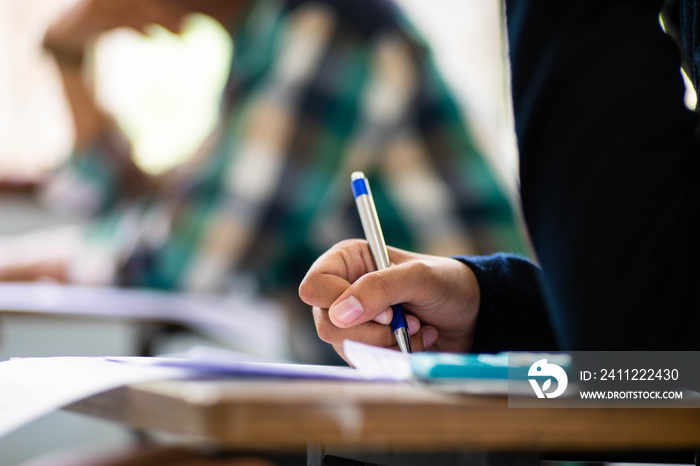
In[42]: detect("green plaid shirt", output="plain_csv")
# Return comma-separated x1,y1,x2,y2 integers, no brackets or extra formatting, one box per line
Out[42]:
44,0,527,296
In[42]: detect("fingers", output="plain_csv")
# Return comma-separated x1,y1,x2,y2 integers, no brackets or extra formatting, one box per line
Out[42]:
299,239,375,309
299,272,352,311
109,1,186,35
327,259,434,328
133,0,188,34
313,306,431,360
0,260,67,282
413,325,439,351
302,240,479,356
299,239,420,309
320,318,438,362
301,240,435,329
312,306,400,349
332,344,349,364
49,0,189,48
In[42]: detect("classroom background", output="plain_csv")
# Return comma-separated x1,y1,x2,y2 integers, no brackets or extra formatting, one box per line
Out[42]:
0,1,519,464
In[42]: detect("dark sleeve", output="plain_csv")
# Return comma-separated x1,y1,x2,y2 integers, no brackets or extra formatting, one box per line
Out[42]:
455,254,559,352
506,0,700,349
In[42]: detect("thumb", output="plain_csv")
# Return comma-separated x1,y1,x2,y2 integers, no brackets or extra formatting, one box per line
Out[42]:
328,263,420,328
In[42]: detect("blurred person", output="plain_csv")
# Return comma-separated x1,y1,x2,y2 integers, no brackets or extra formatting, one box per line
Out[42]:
299,0,700,358
1,0,527,359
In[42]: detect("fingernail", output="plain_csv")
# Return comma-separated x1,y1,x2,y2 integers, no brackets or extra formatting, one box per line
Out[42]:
422,327,438,349
407,315,421,335
332,295,364,325
373,309,391,325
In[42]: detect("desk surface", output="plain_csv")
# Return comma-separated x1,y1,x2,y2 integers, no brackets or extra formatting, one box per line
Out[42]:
67,378,700,453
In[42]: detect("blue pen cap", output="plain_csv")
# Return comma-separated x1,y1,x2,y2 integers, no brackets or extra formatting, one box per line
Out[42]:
351,172,369,198
390,304,408,332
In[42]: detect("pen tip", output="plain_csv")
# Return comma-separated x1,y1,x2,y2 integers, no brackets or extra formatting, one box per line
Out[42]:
351,171,365,181
395,328,412,354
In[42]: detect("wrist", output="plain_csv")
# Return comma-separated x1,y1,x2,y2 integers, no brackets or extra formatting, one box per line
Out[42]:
455,259,481,352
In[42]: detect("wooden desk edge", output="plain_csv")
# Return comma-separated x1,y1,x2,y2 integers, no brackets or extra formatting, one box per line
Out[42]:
65,379,700,453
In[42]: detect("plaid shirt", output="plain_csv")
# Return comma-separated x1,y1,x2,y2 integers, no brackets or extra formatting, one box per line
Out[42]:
44,0,527,296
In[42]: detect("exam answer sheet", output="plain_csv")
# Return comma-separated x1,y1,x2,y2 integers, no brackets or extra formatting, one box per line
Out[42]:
0,356,189,439
0,341,411,439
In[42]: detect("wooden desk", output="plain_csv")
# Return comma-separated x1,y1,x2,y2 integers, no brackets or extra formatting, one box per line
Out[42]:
66,378,700,465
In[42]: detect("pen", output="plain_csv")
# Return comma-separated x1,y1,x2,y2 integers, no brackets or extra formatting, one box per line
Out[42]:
351,171,412,354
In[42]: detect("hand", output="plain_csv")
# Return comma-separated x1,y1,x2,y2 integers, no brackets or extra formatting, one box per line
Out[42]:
0,261,68,283
0,226,80,283
43,0,190,60
298,239,481,362
41,0,188,164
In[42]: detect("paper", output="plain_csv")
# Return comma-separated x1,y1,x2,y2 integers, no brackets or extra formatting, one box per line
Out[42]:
0,341,412,439
342,340,413,381
117,342,411,382
148,353,369,380
0,356,188,439
0,282,288,358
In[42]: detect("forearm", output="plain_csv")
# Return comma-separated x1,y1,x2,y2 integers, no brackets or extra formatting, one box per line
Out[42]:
45,52,156,203
53,60,111,148
42,3,158,197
